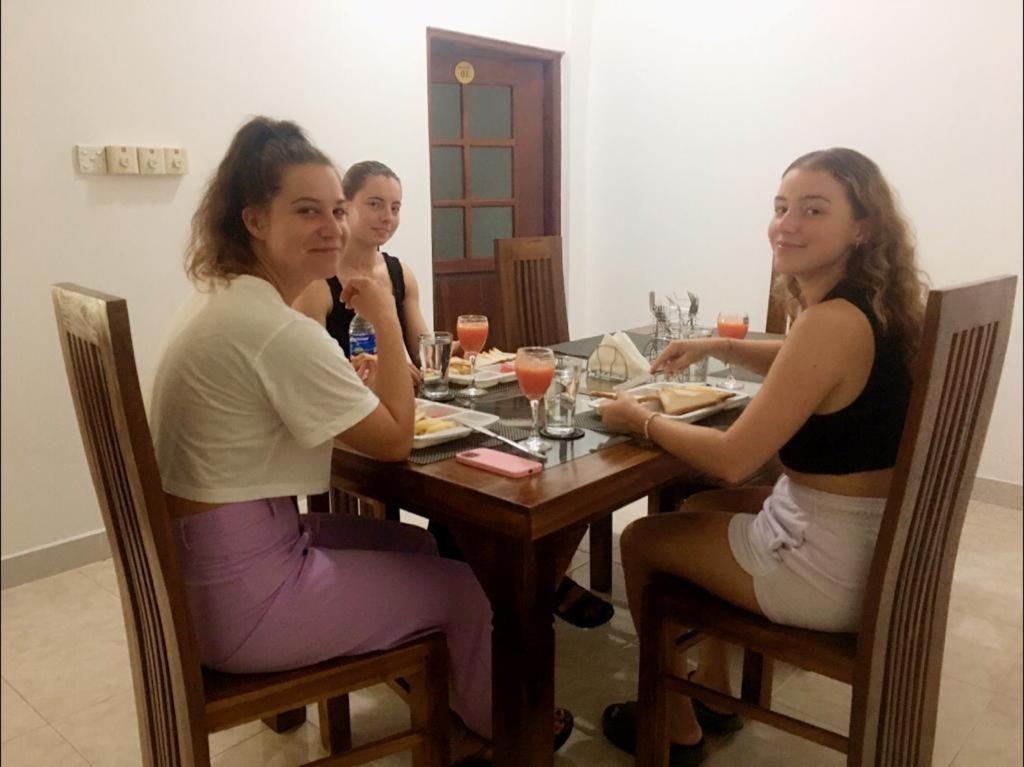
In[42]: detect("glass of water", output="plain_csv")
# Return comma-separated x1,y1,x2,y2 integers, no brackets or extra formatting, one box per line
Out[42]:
541,355,585,440
419,332,453,401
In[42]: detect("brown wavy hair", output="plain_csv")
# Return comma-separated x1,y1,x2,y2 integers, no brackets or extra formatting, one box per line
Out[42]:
185,116,334,285
773,148,928,361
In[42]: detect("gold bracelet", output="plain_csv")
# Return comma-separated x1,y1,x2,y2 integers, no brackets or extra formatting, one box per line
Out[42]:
641,412,663,441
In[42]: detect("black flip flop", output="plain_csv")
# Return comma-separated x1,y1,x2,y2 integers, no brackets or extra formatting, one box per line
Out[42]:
602,701,706,765
553,577,614,629
554,707,575,751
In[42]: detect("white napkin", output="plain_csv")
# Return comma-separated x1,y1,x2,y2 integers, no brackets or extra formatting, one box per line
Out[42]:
587,332,652,386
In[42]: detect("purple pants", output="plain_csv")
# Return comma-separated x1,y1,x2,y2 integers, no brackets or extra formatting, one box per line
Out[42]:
173,497,493,738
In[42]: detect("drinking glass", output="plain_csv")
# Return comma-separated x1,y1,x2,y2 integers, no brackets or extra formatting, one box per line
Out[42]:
516,346,555,453
456,314,489,399
418,332,453,401
716,312,749,390
541,355,585,439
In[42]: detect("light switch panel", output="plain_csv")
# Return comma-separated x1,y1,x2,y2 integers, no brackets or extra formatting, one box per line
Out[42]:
76,145,107,174
105,145,139,174
138,147,166,175
164,147,188,175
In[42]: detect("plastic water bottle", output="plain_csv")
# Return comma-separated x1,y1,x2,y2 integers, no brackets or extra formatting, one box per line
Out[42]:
348,314,377,357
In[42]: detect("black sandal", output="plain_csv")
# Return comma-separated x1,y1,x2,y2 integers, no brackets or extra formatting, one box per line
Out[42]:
553,577,614,629
602,701,706,765
554,707,575,751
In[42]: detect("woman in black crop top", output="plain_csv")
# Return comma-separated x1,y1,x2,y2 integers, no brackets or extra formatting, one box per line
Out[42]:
293,161,428,385
600,149,928,761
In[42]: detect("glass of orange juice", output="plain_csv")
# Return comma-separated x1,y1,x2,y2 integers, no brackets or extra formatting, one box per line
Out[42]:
716,312,749,390
515,346,555,453
456,314,489,398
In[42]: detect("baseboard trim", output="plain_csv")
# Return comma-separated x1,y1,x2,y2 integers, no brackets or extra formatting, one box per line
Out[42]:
971,476,1023,511
1,529,110,590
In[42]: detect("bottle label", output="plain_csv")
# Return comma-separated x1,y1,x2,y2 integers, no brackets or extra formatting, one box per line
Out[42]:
350,330,377,357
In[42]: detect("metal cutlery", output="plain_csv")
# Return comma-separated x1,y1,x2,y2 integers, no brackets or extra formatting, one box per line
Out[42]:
450,418,548,462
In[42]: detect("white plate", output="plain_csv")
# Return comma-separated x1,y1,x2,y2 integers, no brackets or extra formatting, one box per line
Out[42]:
449,363,518,387
591,382,751,423
413,399,500,449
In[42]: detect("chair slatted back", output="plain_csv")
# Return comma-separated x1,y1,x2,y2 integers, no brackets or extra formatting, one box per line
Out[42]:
52,284,208,766
765,268,789,334
850,276,1017,766
495,236,570,350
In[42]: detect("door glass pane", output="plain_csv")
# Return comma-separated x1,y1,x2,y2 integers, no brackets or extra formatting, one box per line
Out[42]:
471,206,513,259
467,85,511,139
469,147,512,200
430,147,463,201
432,207,465,261
429,83,461,139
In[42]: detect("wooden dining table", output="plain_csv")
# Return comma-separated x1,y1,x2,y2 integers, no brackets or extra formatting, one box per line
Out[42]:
329,331,780,766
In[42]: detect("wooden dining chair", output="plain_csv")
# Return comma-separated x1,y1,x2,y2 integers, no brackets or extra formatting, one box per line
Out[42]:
765,267,790,335
494,235,570,351
52,283,450,767
635,275,1017,766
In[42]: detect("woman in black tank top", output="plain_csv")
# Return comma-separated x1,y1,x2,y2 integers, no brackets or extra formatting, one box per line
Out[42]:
599,149,928,759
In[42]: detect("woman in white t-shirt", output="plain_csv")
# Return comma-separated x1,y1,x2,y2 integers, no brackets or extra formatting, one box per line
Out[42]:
150,117,576,762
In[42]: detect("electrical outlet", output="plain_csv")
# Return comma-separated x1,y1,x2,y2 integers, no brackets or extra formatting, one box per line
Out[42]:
138,147,166,175
76,145,107,174
105,145,139,175
164,147,188,175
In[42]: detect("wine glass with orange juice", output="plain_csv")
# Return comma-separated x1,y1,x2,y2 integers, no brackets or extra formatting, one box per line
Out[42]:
515,347,555,453
716,312,749,390
456,314,489,398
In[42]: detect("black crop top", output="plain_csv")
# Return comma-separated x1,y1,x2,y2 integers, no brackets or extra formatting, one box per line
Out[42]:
778,281,912,475
324,253,409,358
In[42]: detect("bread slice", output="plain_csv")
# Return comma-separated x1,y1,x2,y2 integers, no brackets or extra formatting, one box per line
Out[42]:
657,386,734,416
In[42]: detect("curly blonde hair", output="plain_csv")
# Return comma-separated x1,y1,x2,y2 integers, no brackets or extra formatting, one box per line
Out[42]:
772,148,929,361
185,116,334,285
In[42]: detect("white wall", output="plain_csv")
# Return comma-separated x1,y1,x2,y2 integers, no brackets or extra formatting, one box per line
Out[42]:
2,0,1021,561
0,0,573,557
579,0,1023,485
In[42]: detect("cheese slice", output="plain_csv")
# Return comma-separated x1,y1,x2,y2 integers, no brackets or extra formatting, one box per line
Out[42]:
657,386,734,416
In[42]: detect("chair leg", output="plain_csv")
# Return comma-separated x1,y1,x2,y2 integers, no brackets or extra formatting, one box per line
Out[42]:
262,707,306,732
409,639,450,766
318,694,352,754
740,649,774,708
589,517,613,592
636,591,675,767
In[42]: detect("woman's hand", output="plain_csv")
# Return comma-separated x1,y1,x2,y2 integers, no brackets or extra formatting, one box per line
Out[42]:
598,391,651,435
407,360,423,387
340,276,398,328
650,337,720,376
352,353,378,386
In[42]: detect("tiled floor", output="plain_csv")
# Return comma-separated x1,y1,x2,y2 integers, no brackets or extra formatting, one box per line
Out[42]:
2,498,1021,765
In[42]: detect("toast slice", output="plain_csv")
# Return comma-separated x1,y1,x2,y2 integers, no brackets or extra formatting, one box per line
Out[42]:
657,386,735,416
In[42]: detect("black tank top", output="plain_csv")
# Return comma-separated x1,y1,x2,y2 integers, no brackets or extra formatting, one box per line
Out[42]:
778,281,912,475
324,253,409,359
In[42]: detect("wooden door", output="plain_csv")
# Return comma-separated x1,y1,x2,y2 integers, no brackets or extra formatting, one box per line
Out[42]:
427,30,562,346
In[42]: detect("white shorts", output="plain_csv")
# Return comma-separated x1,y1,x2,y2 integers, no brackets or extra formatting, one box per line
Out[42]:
727,475,885,633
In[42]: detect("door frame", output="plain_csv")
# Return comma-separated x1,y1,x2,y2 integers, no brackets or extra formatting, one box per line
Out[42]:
426,27,562,238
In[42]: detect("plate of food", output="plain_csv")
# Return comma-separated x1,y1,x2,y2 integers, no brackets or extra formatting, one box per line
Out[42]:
591,382,750,423
449,348,517,386
413,399,500,449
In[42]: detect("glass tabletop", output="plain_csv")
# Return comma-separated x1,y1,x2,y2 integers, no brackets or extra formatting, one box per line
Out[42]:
451,385,631,469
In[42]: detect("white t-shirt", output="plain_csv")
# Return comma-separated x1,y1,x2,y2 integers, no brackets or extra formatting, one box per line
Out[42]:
150,275,380,503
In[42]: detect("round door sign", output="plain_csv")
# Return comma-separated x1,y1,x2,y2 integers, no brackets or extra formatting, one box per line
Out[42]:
455,60,475,84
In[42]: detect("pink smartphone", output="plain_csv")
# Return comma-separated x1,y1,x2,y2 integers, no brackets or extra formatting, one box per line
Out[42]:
455,448,543,478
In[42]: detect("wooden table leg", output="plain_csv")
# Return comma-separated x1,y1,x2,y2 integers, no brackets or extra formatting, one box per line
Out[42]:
589,516,613,593
451,526,577,767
